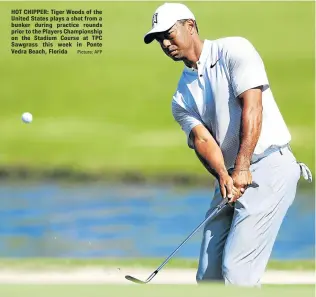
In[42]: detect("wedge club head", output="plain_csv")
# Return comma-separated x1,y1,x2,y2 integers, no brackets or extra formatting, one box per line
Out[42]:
125,275,148,284
125,270,158,284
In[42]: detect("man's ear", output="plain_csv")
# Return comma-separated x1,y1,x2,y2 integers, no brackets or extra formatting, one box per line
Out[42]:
187,19,196,35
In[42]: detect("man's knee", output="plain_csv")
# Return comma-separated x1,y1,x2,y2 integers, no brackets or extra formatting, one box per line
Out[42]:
222,258,261,287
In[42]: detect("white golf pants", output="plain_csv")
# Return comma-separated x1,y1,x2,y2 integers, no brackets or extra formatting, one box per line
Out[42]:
196,146,302,286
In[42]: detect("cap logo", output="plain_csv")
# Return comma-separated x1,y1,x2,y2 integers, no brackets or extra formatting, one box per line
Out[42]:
152,13,158,27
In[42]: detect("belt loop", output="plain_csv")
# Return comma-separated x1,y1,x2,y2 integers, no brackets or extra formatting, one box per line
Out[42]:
279,149,283,155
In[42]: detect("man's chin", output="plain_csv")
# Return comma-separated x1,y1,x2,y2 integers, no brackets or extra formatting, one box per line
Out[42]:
170,55,183,61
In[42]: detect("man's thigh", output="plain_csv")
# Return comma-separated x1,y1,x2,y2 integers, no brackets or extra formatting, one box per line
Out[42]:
196,185,234,282
222,148,301,286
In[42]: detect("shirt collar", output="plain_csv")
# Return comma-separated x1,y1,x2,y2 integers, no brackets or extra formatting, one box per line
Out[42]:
184,39,211,73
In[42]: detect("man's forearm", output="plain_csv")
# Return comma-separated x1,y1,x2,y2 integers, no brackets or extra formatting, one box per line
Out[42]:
194,138,228,180
235,105,262,169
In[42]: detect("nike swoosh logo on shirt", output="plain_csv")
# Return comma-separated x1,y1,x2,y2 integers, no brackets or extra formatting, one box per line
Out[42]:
210,50,223,68
210,59,220,68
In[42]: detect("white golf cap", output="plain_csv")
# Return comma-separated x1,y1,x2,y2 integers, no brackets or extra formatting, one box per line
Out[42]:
144,3,196,44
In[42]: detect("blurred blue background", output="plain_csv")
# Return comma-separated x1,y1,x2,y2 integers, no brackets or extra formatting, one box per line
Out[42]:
0,182,314,260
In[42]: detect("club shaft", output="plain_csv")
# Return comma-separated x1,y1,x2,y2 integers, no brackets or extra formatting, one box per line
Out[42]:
155,198,229,272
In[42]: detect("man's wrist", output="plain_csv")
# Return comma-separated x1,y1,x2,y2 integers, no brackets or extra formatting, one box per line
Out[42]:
217,168,229,178
234,158,251,171
234,167,250,171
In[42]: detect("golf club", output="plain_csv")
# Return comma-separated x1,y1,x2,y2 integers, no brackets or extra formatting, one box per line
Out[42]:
125,182,259,284
125,197,229,284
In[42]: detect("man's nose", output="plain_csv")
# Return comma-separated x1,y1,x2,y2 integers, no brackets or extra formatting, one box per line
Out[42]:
161,39,171,48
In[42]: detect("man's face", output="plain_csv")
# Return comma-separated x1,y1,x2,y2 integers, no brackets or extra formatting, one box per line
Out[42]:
155,21,193,61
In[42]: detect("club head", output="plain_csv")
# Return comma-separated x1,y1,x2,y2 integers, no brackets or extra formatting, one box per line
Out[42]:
125,275,147,284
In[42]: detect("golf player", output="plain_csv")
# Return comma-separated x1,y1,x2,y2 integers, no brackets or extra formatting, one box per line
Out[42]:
144,3,312,286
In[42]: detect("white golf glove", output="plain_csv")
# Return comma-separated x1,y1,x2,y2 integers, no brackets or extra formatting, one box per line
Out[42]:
298,162,313,183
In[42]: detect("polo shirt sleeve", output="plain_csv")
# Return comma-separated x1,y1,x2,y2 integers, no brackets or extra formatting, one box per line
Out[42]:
228,37,269,97
171,99,202,149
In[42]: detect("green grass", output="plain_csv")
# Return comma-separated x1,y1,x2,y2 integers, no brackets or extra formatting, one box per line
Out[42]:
0,285,314,297
0,2,314,178
0,258,314,271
